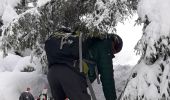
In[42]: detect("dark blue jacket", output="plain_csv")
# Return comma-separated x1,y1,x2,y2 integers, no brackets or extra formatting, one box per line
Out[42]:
45,36,79,68
19,91,34,100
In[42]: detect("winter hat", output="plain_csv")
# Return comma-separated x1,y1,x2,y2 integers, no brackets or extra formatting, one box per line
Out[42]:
26,87,31,91
111,34,123,54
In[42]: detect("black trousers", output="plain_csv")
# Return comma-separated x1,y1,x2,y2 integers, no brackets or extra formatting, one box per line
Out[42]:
47,64,91,100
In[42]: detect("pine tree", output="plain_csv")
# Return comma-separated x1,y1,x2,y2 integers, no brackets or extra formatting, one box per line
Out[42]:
1,0,137,73
121,0,170,99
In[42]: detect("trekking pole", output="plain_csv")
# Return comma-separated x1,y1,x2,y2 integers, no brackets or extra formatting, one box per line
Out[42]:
86,75,97,100
117,77,130,100
117,67,136,100
94,65,100,84
79,32,97,100
79,32,83,72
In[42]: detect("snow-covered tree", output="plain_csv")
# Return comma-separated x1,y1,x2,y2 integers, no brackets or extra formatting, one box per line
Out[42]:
121,0,170,100
1,0,137,73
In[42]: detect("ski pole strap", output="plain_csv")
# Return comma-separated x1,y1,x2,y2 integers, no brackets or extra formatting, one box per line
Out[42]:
86,75,97,100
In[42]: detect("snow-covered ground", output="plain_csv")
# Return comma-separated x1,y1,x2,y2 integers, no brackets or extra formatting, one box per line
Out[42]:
93,65,132,100
0,51,132,100
0,52,49,100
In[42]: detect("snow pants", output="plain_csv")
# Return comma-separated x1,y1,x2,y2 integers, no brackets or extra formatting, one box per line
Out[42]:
47,64,91,100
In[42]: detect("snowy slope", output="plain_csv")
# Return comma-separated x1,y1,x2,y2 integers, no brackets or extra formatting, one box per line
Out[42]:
0,51,132,100
0,52,49,100
0,72,48,100
121,0,170,99
92,65,132,100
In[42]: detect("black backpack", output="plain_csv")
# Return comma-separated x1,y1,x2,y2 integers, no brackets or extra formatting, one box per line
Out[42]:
19,92,34,100
45,33,80,68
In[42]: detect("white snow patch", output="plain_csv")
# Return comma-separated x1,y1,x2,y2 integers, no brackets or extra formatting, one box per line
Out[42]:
37,0,51,7
2,5,18,26
0,50,132,100
0,53,21,72
13,56,42,73
0,72,48,100
0,0,20,16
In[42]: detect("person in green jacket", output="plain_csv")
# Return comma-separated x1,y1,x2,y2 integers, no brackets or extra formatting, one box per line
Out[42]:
85,34,123,100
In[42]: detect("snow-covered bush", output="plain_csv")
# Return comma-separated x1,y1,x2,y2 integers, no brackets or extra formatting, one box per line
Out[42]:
121,0,170,99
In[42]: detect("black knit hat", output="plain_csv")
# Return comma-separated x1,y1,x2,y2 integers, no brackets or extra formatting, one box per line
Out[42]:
111,34,123,54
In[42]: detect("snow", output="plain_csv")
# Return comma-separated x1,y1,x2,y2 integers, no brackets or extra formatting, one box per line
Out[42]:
92,65,132,100
0,53,21,72
27,2,35,7
0,0,20,16
0,0,20,21
0,52,49,100
0,72,48,100
138,0,170,35
114,14,142,66
0,0,48,26
137,0,170,57
123,59,165,99
2,5,18,28
82,0,130,33
37,0,51,7
13,56,42,73
0,51,132,100
122,0,170,99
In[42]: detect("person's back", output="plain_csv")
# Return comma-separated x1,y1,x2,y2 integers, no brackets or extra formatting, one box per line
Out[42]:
38,88,48,100
19,88,34,100
45,32,91,100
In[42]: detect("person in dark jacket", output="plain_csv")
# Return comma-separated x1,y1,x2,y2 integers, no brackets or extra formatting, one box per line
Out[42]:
45,32,122,100
0,18,3,36
85,34,123,100
45,34,91,100
19,87,35,100
37,88,48,100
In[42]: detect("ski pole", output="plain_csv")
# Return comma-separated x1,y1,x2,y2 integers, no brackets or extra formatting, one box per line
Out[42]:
117,67,136,100
86,75,97,100
79,32,83,72
79,32,97,100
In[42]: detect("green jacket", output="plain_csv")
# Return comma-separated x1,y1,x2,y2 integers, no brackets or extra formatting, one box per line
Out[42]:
86,38,117,100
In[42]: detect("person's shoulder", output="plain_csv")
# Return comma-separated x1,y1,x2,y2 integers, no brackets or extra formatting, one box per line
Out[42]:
22,91,33,96
97,38,112,46
21,91,27,95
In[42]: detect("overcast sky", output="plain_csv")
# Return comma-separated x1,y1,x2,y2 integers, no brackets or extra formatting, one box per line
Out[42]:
113,14,143,66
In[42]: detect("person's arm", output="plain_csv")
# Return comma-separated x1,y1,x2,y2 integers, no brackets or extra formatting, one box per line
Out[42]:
19,94,22,100
19,92,25,100
97,40,117,100
28,92,35,100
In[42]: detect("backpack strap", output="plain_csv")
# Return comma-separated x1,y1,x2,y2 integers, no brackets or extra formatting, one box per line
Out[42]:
53,32,78,50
